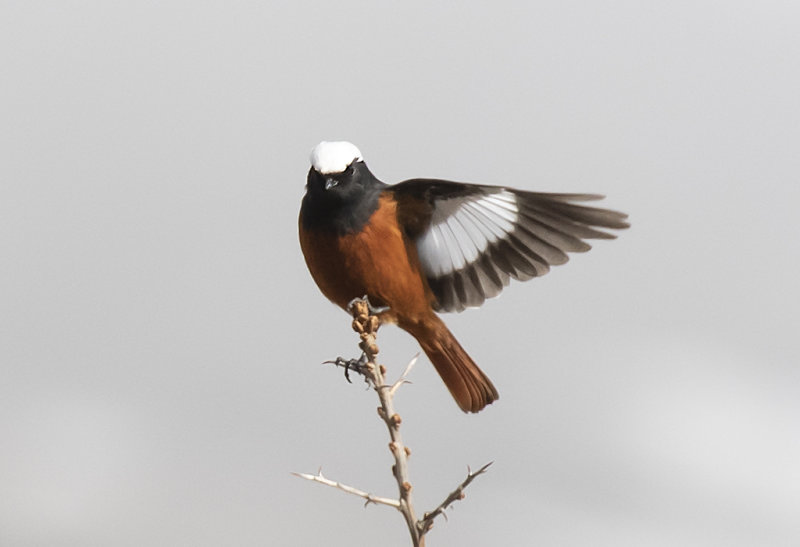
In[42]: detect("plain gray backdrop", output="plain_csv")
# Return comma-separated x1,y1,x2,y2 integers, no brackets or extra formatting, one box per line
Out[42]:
2,1,798,545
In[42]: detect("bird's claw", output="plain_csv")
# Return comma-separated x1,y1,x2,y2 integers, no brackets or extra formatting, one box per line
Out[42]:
332,353,369,382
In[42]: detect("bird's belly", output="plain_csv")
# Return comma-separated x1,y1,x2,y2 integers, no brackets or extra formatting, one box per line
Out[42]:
299,197,433,320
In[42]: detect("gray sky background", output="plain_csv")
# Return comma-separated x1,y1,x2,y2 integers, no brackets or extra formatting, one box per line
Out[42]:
2,2,799,545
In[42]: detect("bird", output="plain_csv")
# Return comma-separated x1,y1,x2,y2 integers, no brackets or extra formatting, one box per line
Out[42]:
298,141,628,413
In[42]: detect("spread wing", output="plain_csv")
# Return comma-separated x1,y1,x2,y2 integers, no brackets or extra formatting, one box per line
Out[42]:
392,179,629,313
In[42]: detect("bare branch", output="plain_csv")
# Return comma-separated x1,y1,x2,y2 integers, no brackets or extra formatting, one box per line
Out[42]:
292,470,400,508
296,298,493,546
347,299,422,545
417,462,494,536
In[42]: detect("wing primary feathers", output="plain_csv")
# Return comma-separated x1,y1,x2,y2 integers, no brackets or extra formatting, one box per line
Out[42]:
521,195,629,230
520,191,606,202
399,182,628,313
520,206,618,241
516,209,593,252
509,222,570,264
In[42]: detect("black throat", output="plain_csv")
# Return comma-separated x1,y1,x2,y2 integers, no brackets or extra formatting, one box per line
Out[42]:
300,162,387,235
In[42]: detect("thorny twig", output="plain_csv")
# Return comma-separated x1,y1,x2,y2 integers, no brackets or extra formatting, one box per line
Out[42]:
290,469,400,508
417,462,494,536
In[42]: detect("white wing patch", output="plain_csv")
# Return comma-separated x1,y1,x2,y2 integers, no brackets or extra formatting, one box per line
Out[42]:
417,190,519,278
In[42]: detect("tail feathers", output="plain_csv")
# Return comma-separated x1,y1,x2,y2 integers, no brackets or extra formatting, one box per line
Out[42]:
413,320,499,413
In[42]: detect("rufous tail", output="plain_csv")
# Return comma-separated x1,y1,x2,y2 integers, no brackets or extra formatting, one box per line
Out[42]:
409,316,499,413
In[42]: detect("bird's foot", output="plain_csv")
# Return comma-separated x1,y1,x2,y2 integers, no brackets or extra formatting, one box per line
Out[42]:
326,353,369,383
347,295,390,316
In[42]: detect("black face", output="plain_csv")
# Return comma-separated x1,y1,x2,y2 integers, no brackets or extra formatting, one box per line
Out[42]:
301,161,386,234
306,161,363,201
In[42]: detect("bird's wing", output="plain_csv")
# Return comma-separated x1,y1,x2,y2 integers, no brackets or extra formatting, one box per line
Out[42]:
391,179,629,313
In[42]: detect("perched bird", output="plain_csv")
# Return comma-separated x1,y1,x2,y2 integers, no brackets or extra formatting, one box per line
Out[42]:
299,141,628,413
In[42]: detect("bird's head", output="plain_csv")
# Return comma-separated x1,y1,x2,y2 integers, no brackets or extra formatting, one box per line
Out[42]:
306,141,376,198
